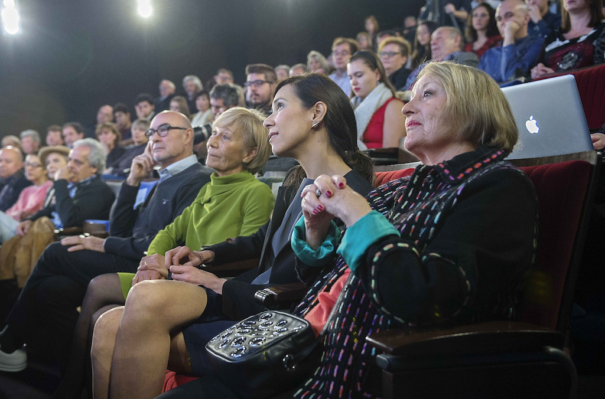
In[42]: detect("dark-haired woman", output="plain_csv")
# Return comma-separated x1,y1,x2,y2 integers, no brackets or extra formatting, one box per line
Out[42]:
348,51,407,149
464,3,502,59
411,20,439,68
91,74,375,399
531,0,605,78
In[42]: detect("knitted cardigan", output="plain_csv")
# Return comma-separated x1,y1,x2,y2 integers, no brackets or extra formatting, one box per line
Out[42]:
291,146,538,398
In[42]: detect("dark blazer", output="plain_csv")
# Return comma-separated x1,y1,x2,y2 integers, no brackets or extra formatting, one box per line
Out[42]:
105,163,211,260
154,94,175,113
208,169,374,320
29,176,115,228
0,169,32,212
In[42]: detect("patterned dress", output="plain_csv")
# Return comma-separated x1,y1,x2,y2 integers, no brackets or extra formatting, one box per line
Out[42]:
291,146,538,398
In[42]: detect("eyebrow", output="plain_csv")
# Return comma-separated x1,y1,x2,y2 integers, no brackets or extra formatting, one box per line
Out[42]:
272,97,286,105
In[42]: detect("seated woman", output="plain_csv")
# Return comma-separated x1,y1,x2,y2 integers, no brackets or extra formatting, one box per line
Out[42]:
411,20,438,68
90,74,375,399
191,91,213,128
170,95,192,120
0,153,53,243
156,62,539,399
96,122,126,173
38,145,69,208
349,51,407,149
464,3,502,59
531,0,605,78
307,50,331,74
105,119,150,178
50,107,274,399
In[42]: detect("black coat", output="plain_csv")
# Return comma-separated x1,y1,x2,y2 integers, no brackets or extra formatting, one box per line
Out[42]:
208,169,374,320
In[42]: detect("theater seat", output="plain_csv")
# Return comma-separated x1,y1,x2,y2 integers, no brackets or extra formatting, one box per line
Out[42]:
535,64,605,130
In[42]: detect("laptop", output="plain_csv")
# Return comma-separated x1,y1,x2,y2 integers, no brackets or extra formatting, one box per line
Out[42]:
501,75,594,160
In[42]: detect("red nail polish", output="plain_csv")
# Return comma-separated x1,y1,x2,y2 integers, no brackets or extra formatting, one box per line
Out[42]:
317,205,324,211
326,191,332,197
312,209,318,215
339,183,344,188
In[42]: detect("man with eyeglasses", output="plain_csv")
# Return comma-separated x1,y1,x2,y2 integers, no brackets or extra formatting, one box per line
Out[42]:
329,37,360,95
244,63,278,116
0,112,211,374
378,36,413,91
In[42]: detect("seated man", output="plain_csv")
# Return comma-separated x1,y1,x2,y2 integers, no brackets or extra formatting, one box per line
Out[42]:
0,112,211,373
479,0,544,83
154,80,176,113
19,130,41,156
45,125,65,147
244,64,278,116
0,147,32,212
405,27,479,90
62,122,85,149
526,0,561,38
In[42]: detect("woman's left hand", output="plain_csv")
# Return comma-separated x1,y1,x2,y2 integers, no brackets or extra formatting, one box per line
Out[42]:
313,174,373,228
170,265,227,294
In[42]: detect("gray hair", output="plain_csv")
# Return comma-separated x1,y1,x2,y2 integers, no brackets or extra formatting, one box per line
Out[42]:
275,65,290,74
182,75,203,91
20,129,41,143
209,84,240,108
290,63,308,74
306,51,330,73
72,138,106,175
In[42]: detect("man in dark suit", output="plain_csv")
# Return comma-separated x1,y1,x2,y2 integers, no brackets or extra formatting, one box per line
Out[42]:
0,113,211,373
0,147,31,212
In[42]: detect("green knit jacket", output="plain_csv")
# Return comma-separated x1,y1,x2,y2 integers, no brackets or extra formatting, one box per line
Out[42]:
147,171,274,256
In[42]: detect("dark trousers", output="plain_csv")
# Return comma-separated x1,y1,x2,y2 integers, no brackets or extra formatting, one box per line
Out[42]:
4,242,139,369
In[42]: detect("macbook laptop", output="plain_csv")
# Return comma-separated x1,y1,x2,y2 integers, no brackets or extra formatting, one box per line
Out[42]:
501,75,594,160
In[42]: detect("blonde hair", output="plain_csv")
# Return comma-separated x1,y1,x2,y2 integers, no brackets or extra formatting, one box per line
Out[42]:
417,62,518,152
212,107,271,174
378,36,412,58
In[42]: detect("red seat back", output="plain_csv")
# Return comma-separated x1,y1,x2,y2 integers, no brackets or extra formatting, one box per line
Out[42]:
535,64,605,130
374,169,415,187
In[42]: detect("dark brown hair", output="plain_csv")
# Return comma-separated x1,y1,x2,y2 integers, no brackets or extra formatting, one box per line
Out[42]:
275,74,375,192
245,63,277,83
411,20,439,68
349,51,397,97
560,0,603,33
465,3,500,43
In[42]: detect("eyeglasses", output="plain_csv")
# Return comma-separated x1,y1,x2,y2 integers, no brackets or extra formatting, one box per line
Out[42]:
333,51,351,57
145,125,187,138
244,80,274,89
24,162,43,168
379,51,402,58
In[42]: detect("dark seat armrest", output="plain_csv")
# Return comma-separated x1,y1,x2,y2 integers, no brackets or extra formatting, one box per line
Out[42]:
366,321,564,357
54,226,84,236
205,258,259,278
254,282,308,309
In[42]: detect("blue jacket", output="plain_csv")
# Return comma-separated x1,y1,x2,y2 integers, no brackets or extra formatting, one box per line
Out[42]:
479,34,544,83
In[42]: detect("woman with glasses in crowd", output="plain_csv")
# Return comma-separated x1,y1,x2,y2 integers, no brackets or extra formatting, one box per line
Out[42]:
349,51,407,149
379,36,413,90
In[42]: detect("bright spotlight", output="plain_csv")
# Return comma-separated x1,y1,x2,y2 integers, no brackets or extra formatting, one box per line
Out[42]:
2,0,20,35
137,0,152,18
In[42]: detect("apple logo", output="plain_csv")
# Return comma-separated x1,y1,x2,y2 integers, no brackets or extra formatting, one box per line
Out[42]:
526,116,539,134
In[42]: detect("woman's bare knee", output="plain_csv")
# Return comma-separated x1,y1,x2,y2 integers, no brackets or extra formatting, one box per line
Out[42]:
91,307,124,356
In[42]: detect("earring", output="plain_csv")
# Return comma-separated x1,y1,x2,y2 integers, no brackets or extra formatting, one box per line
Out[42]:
312,122,319,130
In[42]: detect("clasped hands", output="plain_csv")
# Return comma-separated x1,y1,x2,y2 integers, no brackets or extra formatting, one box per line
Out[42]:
133,247,225,294
300,174,372,250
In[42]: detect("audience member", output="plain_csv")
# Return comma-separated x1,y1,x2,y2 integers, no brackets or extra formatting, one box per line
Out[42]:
349,51,407,149
183,75,204,115
86,105,114,138
356,31,372,50
169,96,192,120
402,15,418,45
274,65,290,81
154,80,176,113
0,153,52,244
106,119,150,177
379,36,413,90
329,37,360,94
376,30,399,48
62,122,85,149
95,122,126,173
405,27,479,89
209,84,240,120
307,50,330,74
365,15,379,48
1,136,21,150
479,0,544,83
135,93,156,121
19,130,41,155
190,91,213,127
0,112,210,376
0,147,31,212
420,0,473,28
113,103,133,142
244,63,277,115
45,125,64,147
465,3,503,58
89,75,375,398
289,63,308,76
411,20,439,68
531,0,604,78
38,145,69,206
215,69,234,85
526,0,562,38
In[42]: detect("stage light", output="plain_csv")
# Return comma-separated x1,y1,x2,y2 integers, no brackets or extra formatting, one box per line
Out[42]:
137,0,152,18
2,0,20,35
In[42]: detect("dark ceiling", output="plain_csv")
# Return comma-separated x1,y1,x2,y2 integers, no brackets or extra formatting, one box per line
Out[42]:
0,0,423,138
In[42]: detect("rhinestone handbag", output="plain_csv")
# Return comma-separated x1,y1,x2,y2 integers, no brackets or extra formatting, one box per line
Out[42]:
205,311,321,399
